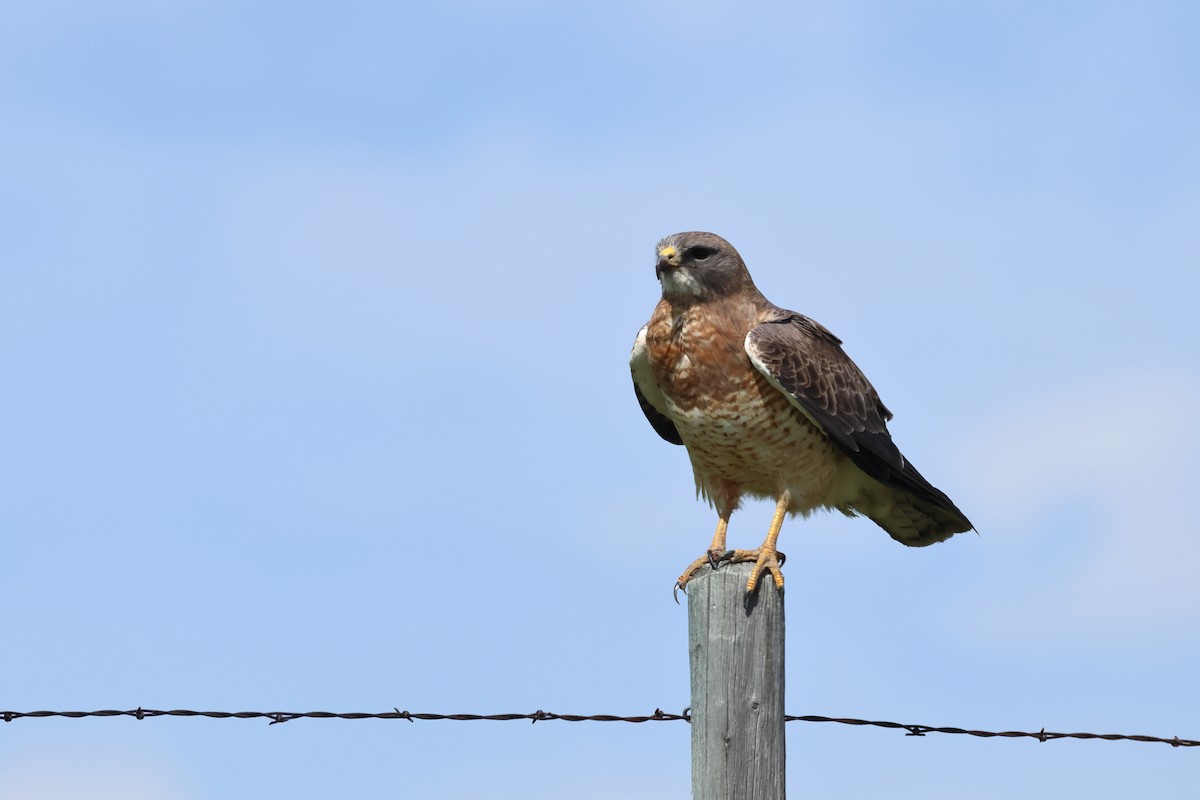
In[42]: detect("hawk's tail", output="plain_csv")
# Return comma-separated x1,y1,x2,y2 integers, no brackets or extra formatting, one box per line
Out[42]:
860,485,974,547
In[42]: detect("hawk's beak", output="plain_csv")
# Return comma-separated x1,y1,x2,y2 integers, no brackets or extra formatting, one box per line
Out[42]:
656,246,679,278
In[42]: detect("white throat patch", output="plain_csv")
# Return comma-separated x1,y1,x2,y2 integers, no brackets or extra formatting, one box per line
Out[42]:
660,268,704,297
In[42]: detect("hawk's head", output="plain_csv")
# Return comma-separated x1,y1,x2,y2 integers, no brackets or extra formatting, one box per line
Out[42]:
655,231,754,301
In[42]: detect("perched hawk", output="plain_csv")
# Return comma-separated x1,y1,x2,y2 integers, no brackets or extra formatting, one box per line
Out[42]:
630,232,972,593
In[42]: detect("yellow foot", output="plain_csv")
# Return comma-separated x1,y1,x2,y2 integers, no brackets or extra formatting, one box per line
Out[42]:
724,547,786,592
674,549,786,600
674,549,727,602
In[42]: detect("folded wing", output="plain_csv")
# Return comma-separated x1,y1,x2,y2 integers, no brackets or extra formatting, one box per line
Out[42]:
630,323,683,446
745,313,972,535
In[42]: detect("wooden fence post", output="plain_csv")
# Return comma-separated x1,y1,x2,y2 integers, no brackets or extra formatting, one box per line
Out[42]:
688,562,786,800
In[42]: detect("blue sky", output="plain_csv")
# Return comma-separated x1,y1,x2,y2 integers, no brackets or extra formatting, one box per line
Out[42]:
2,1,1198,797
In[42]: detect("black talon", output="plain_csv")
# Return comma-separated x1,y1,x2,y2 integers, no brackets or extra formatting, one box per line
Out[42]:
776,551,786,567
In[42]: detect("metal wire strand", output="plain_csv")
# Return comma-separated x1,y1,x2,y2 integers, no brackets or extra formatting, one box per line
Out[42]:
0,708,1195,747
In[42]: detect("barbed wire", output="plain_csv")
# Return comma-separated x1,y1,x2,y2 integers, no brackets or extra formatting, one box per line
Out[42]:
786,715,1198,747
1,708,1195,747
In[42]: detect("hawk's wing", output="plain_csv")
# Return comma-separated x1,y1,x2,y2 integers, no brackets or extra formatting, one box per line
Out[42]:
630,323,683,446
745,312,968,520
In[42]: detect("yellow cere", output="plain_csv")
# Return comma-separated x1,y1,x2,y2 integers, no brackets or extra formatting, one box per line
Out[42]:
658,245,678,260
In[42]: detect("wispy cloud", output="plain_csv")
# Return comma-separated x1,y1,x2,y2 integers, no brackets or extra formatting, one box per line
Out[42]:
955,367,1200,641
3,754,192,800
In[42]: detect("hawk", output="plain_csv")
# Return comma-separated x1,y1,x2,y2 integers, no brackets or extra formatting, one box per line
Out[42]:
630,232,973,593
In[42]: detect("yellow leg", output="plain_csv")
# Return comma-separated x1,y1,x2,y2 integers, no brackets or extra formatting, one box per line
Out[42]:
708,516,729,554
675,512,731,594
727,492,789,592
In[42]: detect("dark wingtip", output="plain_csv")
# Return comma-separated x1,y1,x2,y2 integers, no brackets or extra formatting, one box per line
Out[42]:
634,382,684,445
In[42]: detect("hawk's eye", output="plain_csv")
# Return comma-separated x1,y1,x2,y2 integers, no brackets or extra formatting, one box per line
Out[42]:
688,246,716,261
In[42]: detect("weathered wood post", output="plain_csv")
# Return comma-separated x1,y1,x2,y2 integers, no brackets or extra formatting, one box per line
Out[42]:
688,562,786,800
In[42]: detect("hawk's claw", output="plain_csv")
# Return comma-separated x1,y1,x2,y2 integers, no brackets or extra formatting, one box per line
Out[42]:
675,547,786,596
721,547,785,592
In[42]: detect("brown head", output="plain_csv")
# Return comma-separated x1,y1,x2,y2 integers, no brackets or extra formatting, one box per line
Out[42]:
654,231,757,302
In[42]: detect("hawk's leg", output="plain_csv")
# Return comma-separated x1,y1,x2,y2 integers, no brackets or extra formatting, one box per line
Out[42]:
725,492,789,592
674,512,731,596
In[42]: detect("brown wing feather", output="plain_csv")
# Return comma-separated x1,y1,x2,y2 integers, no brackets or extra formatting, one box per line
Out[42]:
745,313,971,527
